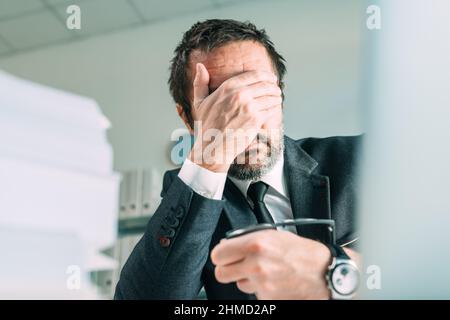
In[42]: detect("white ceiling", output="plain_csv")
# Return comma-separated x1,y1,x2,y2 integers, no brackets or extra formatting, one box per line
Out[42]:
0,0,244,57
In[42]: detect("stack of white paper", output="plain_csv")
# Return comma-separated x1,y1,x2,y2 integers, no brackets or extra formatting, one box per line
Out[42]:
0,70,113,174
0,71,120,299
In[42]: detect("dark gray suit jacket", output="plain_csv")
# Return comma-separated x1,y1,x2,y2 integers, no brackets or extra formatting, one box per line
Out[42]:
114,135,361,299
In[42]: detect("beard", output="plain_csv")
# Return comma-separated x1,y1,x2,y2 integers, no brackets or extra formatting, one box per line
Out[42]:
228,127,284,181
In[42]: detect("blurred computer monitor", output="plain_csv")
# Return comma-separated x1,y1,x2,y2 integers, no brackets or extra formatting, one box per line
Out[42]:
360,0,450,298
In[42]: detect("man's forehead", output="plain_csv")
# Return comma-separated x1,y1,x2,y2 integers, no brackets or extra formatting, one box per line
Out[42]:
188,41,274,92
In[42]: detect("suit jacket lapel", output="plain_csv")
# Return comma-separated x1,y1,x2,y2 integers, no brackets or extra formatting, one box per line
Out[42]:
284,136,332,242
221,136,332,242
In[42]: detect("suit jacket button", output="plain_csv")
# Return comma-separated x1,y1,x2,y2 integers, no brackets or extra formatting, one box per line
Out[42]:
165,216,180,228
175,207,184,218
164,228,176,238
158,236,171,247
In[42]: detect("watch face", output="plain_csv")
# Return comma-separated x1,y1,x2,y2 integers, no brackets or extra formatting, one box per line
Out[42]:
331,263,359,296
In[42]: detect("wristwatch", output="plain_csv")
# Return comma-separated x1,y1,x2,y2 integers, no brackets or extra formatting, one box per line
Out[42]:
325,244,360,300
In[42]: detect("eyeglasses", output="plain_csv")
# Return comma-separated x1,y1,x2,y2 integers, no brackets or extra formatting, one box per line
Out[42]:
225,218,336,245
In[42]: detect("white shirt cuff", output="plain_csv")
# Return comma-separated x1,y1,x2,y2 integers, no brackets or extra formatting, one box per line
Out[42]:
178,158,227,200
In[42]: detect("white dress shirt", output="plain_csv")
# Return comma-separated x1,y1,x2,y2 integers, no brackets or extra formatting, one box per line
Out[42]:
178,155,297,234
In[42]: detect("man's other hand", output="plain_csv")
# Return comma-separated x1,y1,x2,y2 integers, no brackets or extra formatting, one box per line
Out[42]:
211,230,335,300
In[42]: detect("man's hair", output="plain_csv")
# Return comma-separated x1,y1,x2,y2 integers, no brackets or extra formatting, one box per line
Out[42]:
168,19,287,128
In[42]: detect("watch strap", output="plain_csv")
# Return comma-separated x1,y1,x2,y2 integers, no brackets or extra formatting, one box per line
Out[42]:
326,243,350,260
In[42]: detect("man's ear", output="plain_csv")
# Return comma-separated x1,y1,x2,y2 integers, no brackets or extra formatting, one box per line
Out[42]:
176,104,194,135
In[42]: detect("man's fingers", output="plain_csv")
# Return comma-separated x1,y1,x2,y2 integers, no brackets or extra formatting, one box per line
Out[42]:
236,279,257,294
222,70,277,92
193,63,210,107
211,236,253,266
211,239,246,266
215,259,249,283
251,95,283,111
215,253,271,284
211,230,276,266
194,69,278,108
261,106,281,123
242,81,281,99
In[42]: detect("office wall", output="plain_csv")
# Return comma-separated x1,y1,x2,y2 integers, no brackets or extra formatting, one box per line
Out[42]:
0,0,364,173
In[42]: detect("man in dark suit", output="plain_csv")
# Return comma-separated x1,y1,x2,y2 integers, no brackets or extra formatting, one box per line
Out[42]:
115,19,361,300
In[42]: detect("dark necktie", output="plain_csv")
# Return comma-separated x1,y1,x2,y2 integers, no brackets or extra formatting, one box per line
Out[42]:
247,181,275,224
